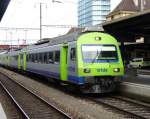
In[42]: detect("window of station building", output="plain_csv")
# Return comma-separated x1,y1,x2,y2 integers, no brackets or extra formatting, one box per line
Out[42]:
70,48,76,61
54,51,60,64
48,52,54,63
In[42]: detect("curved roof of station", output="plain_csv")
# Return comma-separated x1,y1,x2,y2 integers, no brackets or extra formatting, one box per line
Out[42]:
0,0,11,21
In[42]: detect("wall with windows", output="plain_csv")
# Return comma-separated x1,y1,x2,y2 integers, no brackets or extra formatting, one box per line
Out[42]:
106,11,136,21
78,0,110,27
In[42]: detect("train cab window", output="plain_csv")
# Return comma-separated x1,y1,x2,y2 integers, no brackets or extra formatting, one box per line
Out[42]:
48,52,54,63
54,51,60,64
70,48,76,61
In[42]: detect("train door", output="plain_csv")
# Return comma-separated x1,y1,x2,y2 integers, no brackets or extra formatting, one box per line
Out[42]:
20,53,23,70
60,44,68,81
20,52,27,71
18,54,21,70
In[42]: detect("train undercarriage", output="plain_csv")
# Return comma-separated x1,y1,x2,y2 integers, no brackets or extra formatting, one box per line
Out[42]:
80,76,118,93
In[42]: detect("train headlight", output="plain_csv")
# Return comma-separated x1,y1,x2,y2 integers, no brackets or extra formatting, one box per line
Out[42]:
113,68,120,72
84,68,91,73
95,37,101,41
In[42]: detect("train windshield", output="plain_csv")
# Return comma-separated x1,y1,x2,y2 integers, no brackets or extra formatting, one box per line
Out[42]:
82,45,118,63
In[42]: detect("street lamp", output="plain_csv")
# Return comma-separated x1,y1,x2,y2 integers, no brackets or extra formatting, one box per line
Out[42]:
52,0,62,3
39,0,62,41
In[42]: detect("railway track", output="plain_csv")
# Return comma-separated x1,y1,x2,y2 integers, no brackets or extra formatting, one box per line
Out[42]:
90,95,150,119
0,73,72,119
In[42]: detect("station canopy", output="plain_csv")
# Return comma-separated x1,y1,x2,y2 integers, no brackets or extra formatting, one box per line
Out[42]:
0,0,10,21
103,9,150,43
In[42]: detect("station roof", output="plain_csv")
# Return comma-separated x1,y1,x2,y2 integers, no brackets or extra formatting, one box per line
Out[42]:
108,0,150,17
0,0,11,21
103,9,150,42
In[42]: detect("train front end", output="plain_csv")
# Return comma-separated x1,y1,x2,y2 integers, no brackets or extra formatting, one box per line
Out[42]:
77,32,124,93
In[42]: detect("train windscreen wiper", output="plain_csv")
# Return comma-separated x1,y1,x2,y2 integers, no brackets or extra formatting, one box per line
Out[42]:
91,50,100,64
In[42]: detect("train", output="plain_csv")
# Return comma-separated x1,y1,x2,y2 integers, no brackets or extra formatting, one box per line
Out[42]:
0,31,124,93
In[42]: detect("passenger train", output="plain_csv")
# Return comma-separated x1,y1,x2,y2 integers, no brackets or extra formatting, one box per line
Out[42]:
0,31,124,93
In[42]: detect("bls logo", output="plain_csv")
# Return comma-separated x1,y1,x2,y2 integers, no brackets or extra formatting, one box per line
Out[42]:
97,68,107,72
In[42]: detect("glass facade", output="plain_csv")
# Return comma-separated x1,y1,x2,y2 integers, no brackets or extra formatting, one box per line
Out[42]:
78,0,110,27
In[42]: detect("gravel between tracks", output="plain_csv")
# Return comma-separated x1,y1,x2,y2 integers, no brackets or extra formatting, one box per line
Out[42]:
0,67,129,119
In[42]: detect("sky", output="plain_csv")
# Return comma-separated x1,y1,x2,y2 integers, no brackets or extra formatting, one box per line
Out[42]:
0,0,122,45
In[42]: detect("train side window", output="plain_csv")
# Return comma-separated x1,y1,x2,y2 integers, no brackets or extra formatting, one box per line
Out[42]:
43,52,48,64
26,54,28,62
32,54,34,62
39,53,43,63
32,54,35,62
48,52,54,63
14,56,17,60
20,54,23,60
34,54,38,63
16,56,18,60
37,53,39,63
27,54,29,62
54,51,60,64
29,54,32,62
70,48,76,61
46,52,49,63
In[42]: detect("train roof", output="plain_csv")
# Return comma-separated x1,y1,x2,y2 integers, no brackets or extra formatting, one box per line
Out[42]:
21,26,104,52
49,26,104,45
20,32,78,52
49,31,79,46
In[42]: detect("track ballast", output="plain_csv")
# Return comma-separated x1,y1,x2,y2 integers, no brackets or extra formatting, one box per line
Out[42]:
91,96,150,119
0,73,72,119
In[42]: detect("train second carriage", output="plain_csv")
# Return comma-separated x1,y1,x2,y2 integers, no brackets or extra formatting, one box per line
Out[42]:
0,31,124,93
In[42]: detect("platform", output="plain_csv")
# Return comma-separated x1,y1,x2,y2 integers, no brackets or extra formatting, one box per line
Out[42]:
117,68,150,102
124,68,150,85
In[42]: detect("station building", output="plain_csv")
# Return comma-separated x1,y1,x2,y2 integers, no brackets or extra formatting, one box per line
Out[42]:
103,0,150,64
107,0,150,21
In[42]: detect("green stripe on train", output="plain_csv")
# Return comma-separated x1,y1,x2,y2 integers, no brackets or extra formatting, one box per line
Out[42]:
23,52,27,71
